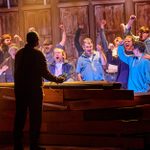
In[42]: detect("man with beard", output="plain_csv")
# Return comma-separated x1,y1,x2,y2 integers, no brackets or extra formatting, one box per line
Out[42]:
0,44,18,82
0,34,12,64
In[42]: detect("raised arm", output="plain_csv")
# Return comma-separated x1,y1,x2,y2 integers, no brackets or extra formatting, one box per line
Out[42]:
121,15,138,40
59,24,66,47
97,19,109,53
0,65,8,75
74,25,84,56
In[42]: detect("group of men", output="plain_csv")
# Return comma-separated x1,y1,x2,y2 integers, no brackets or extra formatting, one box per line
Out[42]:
0,14,150,150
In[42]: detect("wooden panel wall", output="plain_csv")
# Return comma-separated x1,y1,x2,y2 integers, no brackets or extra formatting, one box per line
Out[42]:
59,5,89,61
134,1,150,34
0,11,19,36
94,3,125,43
0,0,150,62
23,9,52,44
0,0,18,7
23,0,50,5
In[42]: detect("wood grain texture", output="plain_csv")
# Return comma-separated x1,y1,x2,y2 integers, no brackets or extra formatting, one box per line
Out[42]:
59,6,89,62
23,8,52,43
0,11,19,35
95,3,125,43
135,2,150,33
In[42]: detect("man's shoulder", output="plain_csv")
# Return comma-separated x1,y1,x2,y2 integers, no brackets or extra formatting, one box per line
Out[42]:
145,37,150,43
16,48,24,56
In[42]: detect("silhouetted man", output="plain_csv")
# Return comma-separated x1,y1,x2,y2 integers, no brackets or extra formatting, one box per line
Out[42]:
13,31,65,150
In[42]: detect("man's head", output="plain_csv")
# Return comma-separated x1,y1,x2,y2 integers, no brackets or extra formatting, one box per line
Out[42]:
53,48,66,63
82,38,93,56
114,37,122,47
42,39,53,54
26,31,39,47
1,34,12,45
8,44,18,59
133,41,145,56
138,26,149,42
124,35,134,51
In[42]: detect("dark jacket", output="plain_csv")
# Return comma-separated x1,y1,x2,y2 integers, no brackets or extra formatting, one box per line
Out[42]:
48,61,74,81
14,44,61,92
74,28,84,56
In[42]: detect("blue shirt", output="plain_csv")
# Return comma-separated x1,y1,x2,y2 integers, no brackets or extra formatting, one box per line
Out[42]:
118,45,150,93
76,51,104,81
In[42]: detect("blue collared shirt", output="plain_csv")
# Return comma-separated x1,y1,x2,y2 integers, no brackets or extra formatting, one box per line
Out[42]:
76,51,104,81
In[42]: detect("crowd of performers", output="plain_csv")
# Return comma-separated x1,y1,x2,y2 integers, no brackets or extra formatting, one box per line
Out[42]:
0,15,150,93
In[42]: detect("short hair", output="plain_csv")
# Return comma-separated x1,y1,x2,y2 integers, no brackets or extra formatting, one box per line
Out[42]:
54,48,66,59
133,41,146,53
82,38,93,46
43,39,53,46
1,34,12,43
26,31,39,46
114,36,122,44
8,44,18,54
139,26,149,33
124,35,135,43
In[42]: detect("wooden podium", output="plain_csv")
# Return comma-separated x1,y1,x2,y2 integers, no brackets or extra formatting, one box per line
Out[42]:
0,81,150,149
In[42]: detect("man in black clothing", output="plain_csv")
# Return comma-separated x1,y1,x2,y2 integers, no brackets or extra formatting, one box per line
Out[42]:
13,31,65,150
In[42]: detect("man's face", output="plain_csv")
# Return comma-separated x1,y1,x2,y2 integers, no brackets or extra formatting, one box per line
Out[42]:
4,38,11,45
43,44,53,54
9,48,17,59
114,37,122,47
139,32,149,41
133,48,139,56
83,42,93,56
124,37,133,51
54,49,64,62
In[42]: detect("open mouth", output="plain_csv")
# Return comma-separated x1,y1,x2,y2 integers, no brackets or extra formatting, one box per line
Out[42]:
125,44,130,48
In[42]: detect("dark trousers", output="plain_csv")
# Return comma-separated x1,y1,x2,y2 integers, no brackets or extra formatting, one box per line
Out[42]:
13,89,43,150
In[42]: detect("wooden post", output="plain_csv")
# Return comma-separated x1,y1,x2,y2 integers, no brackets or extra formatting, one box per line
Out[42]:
88,0,95,47
50,0,60,45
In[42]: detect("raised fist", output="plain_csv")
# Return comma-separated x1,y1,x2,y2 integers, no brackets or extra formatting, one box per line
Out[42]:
130,15,136,20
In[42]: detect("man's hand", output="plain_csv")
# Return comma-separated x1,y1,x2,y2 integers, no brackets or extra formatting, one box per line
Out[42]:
56,75,66,83
0,65,9,75
59,24,65,31
78,24,84,29
130,15,136,20
100,19,106,29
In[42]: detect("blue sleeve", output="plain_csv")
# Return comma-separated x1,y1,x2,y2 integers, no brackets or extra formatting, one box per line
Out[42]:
55,43,65,50
145,60,150,84
76,58,82,73
118,45,130,65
